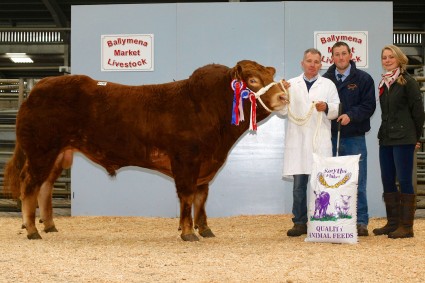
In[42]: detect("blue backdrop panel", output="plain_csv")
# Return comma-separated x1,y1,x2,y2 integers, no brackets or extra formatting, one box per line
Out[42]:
71,2,392,217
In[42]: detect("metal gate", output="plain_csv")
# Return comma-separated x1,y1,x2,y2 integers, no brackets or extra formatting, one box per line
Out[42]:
0,78,71,211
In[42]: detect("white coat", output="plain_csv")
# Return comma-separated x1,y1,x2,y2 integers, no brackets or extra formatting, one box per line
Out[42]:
280,73,340,178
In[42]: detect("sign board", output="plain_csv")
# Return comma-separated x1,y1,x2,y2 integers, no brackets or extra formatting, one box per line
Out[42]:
314,31,368,69
101,34,154,71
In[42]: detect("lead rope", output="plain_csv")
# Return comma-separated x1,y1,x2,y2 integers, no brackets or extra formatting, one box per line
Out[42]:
278,80,322,153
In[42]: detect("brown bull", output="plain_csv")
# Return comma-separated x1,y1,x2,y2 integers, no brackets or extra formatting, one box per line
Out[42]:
4,60,287,241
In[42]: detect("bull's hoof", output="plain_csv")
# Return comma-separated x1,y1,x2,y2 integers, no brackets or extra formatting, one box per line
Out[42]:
27,232,42,240
199,228,215,238
181,233,199,242
21,224,26,229
44,226,58,233
39,219,44,223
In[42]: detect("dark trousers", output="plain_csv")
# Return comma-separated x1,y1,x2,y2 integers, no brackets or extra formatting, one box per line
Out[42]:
379,144,415,194
291,174,309,224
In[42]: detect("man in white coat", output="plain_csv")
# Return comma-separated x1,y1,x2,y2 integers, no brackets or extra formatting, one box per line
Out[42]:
280,48,340,237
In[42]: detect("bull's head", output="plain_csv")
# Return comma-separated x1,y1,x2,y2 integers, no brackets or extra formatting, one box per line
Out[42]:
231,60,288,112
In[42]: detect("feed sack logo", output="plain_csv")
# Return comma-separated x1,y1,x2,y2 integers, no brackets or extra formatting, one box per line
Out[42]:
101,34,154,71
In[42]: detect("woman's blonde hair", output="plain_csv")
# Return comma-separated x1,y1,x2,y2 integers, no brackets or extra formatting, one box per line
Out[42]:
381,44,408,85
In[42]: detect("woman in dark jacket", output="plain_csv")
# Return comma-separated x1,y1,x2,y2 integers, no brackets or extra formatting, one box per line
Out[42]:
374,44,425,238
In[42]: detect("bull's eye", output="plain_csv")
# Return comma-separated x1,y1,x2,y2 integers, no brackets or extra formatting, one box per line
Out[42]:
248,76,262,90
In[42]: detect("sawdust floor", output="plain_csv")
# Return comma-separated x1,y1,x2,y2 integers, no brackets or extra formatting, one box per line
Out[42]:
0,214,424,283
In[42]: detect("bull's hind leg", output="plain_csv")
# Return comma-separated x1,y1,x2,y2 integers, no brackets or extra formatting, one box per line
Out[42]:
21,191,41,239
20,170,42,239
20,150,68,239
38,181,58,233
194,184,215,238
37,152,68,233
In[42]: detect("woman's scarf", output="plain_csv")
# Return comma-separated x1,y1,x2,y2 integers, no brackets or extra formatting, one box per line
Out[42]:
378,68,400,96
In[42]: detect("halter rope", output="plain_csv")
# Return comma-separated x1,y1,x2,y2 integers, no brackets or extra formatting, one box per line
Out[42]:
279,80,322,153
280,80,316,126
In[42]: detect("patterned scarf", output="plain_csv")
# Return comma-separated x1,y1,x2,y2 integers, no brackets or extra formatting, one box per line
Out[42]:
378,68,400,96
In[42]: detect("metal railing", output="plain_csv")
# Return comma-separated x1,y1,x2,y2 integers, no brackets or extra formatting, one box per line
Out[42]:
0,78,37,107
393,31,424,45
0,28,70,44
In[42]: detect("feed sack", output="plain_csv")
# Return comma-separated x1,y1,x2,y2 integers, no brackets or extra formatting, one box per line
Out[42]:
305,153,360,244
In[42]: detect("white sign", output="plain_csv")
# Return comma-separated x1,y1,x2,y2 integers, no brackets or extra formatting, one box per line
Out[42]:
314,31,368,69
101,34,154,71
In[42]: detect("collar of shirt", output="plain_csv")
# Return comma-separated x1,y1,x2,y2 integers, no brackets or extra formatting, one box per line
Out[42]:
303,74,319,83
335,64,351,82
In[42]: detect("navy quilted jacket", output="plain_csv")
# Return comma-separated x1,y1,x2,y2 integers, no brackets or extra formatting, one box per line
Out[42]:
323,61,376,138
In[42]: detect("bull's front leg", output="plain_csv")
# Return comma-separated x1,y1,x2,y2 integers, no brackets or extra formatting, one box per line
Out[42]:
194,184,215,238
178,191,198,241
172,151,202,242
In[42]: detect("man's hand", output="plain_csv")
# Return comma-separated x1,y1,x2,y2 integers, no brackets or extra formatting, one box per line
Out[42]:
337,114,351,126
315,101,327,112
279,80,291,104
280,79,291,90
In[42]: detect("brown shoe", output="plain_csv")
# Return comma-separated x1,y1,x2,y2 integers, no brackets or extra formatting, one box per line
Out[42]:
287,224,307,237
357,224,369,236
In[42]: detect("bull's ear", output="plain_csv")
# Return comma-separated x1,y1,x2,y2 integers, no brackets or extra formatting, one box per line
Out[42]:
230,63,243,81
266,66,276,76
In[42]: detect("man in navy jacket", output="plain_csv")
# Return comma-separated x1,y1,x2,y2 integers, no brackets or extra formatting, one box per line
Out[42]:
323,41,376,236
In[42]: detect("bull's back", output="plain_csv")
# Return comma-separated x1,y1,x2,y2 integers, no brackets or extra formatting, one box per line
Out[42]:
17,75,207,170
21,75,96,120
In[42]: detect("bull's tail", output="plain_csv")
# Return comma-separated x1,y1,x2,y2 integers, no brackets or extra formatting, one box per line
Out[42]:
3,141,26,199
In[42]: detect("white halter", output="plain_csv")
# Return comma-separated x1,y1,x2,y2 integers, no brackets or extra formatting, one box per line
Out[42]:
252,81,279,112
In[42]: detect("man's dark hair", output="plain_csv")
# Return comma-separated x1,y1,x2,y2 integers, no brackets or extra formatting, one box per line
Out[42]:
331,41,351,55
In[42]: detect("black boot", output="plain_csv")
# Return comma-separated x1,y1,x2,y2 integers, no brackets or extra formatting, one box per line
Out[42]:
287,224,307,237
388,194,416,239
373,192,400,236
